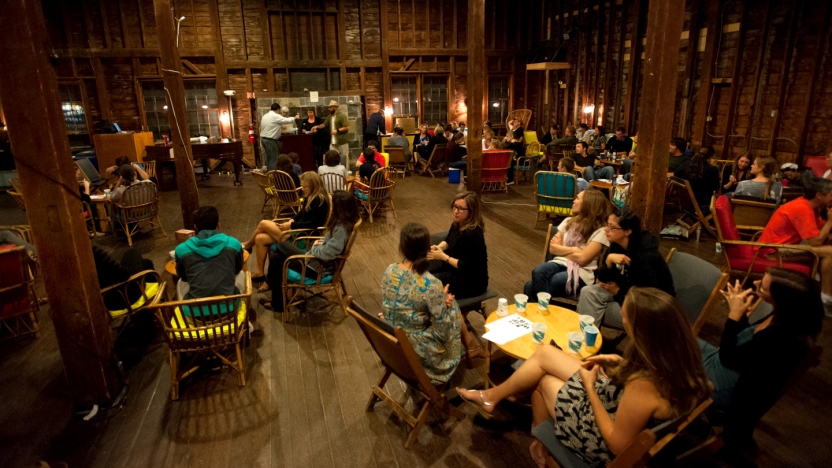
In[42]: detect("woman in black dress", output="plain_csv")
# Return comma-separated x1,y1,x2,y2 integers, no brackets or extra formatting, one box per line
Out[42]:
301,108,328,167
427,191,488,299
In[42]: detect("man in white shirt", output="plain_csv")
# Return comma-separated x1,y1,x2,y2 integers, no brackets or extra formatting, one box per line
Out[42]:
260,103,299,171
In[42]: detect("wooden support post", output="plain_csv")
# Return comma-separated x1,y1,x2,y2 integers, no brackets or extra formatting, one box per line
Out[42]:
154,0,200,228
467,0,485,193
691,0,720,148
630,0,686,236
623,0,645,133
92,58,111,122
0,0,122,407
613,0,628,130
380,0,393,131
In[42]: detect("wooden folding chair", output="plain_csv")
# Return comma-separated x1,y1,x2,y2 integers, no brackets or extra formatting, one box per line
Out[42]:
110,182,167,246
385,145,409,176
142,160,157,180
730,197,776,238
668,177,717,238
345,296,465,449
147,273,252,400
270,170,303,217
415,144,447,178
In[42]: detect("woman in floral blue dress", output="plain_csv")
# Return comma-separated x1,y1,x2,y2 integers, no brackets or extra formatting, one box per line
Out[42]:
381,222,481,383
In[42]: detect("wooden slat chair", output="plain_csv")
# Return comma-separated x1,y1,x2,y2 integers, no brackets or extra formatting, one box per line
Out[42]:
415,143,447,178
345,296,465,449
665,248,729,336
712,195,818,284
142,160,157,181
101,269,162,340
535,171,577,226
320,172,347,194
252,170,278,215
353,167,397,223
281,219,362,321
147,272,252,400
0,245,40,340
546,145,575,171
482,150,512,192
270,170,303,217
714,159,734,193
668,176,717,238
533,398,712,468
385,145,409,176
110,182,167,246
730,197,776,238
8,178,26,212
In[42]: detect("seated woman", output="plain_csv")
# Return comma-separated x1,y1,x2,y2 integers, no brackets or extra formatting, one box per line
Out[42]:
457,287,711,467
387,126,412,162
540,125,559,147
381,223,486,382
262,190,359,312
276,153,301,187
722,153,752,194
674,147,720,212
446,131,468,174
734,156,781,202
703,269,823,452
242,171,329,286
524,190,609,300
104,156,149,181
427,192,488,300
413,124,432,163
577,210,674,330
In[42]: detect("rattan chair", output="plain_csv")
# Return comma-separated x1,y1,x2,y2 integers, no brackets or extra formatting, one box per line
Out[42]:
320,172,347,194
271,170,303,217
110,182,166,246
0,245,40,340
482,150,512,192
101,269,162,340
505,109,532,131
281,219,361,321
147,272,252,400
415,144,447,177
252,170,278,215
353,167,397,223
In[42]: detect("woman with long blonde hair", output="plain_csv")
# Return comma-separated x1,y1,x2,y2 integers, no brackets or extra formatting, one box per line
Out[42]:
242,171,329,287
458,287,711,467
524,189,610,300
734,156,781,202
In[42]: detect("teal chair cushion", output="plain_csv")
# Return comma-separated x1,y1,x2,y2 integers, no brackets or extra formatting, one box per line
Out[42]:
286,269,333,285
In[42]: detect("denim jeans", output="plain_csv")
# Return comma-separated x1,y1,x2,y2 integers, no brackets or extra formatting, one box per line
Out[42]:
524,262,586,300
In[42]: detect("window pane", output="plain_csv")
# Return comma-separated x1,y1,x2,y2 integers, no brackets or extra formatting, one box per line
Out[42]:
141,80,219,141
392,77,418,118
59,84,87,135
488,77,510,124
422,76,448,127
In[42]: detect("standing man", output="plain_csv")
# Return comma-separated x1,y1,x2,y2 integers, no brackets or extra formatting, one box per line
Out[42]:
364,104,386,150
320,100,351,167
260,103,299,171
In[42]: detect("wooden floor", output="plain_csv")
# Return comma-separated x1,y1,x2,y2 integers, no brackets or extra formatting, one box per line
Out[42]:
0,172,830,468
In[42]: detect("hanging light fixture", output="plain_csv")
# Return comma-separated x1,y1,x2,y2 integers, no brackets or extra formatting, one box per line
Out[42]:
583,104,595,114
384,106,393,116
492,102,500,108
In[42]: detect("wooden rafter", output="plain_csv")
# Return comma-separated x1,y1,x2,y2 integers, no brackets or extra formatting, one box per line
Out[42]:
719,1,749,161
768,0,804,156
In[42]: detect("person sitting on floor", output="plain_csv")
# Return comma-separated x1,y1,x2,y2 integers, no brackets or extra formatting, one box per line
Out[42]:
427,192,489,300
524,189,609,301
674,146,720,212
733,156,782,203
109,164,154,203
577,210,675,330
276,154,301,188
457,287,711,467
722,152,753,194
704,269,823,455
262,190,359,312
174,206,243,301
380,222,485,383
317,149,348,179
288,152,303,177
556,157,589,193
93,245,157,310
243,171,329,287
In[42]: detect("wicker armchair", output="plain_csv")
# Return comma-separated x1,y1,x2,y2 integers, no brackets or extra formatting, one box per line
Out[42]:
271,170,303,217
320,172,347,194
101,269,162,339
505,109,532,131
252,170,278,216
110,182,167,246
353,167,397,223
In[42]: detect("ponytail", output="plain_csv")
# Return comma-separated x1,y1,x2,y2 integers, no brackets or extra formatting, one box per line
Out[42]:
413,257,430,275
399,223,432,275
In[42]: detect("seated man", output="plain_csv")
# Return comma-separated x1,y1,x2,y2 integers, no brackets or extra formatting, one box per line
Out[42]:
556,157,589,193
357,147,383,181
355,140,387,169
574,142,609,181
667,137,691,174
104,156,150,181
607,127,635,175
757,176,832,316
174,206,244,301
109,164,155,203
546,125,579,150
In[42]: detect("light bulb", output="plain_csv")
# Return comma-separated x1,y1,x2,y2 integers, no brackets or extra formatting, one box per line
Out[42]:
201,105,208,109
393,97,399,102
163,105,168,110
583,104,595,114
383,106,393,116
220,111,230,123
492,102,499,108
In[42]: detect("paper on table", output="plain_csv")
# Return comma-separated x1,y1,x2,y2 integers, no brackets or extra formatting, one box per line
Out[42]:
482,313,534,345
90,194,107,200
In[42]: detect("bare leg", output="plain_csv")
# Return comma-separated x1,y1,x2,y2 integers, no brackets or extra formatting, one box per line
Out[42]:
243,220,284,249
529,375,568,468
814,247,832,295
457,345,581,413
460,319,484,358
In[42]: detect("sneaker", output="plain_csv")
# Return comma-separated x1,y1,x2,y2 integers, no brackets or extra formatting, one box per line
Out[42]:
825,301,832,318
506,181,515,186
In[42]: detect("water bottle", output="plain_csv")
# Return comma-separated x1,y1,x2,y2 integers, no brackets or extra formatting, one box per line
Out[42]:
696,225,702,242
715,242,723,253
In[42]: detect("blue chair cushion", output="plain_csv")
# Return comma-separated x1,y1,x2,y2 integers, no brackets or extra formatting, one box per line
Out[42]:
353,190,390,201
531,419,593,468
287,269,333,285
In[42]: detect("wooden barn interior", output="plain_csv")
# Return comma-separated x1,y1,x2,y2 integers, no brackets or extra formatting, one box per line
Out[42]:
0,0,831,467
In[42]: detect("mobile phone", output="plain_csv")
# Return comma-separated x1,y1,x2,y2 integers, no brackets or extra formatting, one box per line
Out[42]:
549,339,562,350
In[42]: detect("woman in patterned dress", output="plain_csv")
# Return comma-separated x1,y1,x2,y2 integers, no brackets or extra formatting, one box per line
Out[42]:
380,223,482,383
457,287,711,467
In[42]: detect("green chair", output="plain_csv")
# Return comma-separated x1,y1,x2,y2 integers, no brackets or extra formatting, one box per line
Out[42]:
535,171,577,227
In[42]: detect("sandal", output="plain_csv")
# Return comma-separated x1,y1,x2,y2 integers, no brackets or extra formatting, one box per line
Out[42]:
456,388,494,420
257,283,270,293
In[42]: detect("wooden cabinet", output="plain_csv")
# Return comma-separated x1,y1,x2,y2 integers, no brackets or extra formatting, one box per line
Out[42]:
92,132,155,172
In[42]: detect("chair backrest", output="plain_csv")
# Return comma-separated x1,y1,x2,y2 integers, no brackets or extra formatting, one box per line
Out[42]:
506,109,532,130
113,182,159,221
252,170,276,195
0,245,34,319
669,176,704,217
536,171,577,215
147,273,252,352
713,195,754,260
345,297,445,399
780,186,804,203
731,197,776,232
427,144,447,168
482,150,512,183
385,146,407,168
804,155,826,177
524,131,539,145
271,170,302,205
320,172,346,194
142,161,157,180
368,167,396,200
543,223,557,263
665,249,730,335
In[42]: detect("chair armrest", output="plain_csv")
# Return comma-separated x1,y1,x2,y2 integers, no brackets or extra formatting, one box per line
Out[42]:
99,269,161,295
717,240,814,251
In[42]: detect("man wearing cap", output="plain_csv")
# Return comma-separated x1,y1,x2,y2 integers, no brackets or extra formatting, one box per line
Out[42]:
781,163,806,188
318,100,351,167
260,103,299,171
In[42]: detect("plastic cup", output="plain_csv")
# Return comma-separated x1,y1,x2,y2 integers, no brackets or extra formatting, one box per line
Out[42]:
584,326,599,347
514,294,528,314
532,323,547,344
497,298,509,316
567,332,583,354
103,189,111,195
579,315,595,333
169,250,176,261
537,292,551,311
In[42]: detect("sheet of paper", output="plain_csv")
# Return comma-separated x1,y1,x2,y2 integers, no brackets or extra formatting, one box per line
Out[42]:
482,314,533,345
310,91,319,102
485,313,532,331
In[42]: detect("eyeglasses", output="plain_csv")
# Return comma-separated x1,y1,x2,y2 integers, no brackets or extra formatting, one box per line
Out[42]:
604,223,623,231
451,204,470,212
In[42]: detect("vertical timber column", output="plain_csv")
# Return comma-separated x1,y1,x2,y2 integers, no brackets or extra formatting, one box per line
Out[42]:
466,0,485,193
154,0,200,228
0,0,122,406
630,0,685,235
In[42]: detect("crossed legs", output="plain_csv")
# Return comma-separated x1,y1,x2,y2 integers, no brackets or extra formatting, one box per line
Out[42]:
242,220,290,278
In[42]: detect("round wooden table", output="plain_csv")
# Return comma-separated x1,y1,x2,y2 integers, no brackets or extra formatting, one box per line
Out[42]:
483,303,602,391
165,249,249,283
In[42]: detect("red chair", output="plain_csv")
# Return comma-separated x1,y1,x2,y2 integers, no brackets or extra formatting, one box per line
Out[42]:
0,245,40,340
482,150,512,192
712,195,817,283
803,155,827,178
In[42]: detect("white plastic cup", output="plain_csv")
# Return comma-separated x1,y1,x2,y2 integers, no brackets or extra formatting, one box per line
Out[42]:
497,298,509,316
532,323,547,344
537,292,551,310
567,332,583,353
584,326,599,347
579,315,595,333
514,294,528,313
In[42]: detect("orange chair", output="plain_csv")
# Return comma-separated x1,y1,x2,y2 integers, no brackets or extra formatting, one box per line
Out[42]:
481,150,512,192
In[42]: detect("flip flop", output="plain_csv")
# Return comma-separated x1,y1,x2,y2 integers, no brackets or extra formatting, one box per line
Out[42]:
456,388,494,420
